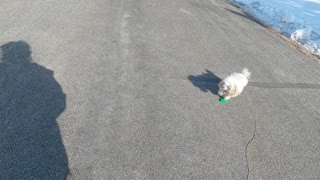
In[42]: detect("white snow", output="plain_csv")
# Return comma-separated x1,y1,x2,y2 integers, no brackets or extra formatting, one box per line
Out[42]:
291,27,312,42
231,0,320,57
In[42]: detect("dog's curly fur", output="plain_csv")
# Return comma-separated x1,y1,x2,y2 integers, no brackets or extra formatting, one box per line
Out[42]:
218,68,251,100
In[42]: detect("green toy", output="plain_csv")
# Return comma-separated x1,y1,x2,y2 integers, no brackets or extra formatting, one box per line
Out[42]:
219,97,227,104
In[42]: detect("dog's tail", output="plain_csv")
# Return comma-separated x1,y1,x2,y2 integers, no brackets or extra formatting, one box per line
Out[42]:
241,68,251,79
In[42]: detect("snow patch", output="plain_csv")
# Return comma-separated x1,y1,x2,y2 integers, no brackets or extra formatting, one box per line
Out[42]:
291,27,312,42
232,0,320,57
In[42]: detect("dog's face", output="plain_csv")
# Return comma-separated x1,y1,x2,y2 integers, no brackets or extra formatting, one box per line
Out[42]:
218,82,231,96
221,83,228,90
219,82,237,97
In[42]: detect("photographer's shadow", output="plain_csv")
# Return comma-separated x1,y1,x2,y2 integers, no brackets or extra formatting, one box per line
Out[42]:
188,69,222,95
0,41,69,179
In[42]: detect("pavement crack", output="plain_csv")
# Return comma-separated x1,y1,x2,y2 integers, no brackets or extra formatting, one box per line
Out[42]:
245,92,257,180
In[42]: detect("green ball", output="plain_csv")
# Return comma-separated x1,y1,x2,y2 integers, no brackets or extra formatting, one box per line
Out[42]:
219,97,227,103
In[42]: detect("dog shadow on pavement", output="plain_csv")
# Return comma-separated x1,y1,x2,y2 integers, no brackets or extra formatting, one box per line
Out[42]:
188,69,222,96
0,41,69,179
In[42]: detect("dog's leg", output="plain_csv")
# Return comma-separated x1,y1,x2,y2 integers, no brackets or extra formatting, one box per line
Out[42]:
224,96,231,100
229,85,237,97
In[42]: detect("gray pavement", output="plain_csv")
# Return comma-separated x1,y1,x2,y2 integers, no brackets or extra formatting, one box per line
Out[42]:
1,0,320,179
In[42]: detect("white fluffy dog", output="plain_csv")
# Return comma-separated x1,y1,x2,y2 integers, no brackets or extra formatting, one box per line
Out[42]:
218,68,251,100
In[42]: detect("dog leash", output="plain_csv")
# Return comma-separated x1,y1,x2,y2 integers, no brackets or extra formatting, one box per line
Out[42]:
244,91,257,180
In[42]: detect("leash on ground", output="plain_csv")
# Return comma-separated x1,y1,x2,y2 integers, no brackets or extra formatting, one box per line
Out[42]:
244,91,257,180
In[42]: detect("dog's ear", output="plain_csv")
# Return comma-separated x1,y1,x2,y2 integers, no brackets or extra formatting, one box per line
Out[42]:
229,85,237,96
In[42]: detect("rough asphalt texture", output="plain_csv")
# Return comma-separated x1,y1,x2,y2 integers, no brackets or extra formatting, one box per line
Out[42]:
1,0,320,179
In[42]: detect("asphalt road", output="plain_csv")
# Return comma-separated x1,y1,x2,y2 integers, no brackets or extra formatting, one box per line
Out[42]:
1,0,320,179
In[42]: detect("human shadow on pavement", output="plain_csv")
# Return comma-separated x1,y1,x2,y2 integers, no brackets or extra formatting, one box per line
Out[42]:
0,41,69,179
224,8,269,28
188,69,222,95
225,8,255,22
